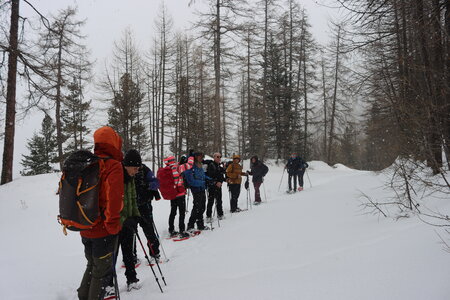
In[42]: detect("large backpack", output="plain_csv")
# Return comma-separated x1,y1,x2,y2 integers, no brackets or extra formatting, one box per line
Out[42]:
58,150,105,234
157,166,178,200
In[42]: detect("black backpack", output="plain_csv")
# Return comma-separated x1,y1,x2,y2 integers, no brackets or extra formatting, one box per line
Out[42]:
58,150,105,235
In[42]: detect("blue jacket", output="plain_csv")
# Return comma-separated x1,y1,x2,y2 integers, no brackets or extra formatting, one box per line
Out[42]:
184,164,211,193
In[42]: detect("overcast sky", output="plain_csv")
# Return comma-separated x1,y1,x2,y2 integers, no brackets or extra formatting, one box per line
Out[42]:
3,0,340,177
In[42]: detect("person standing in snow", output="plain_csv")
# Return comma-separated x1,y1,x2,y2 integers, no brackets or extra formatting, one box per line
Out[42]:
205,152,226,222
163,154,194,238
225,155,248,212
77,126,124,300
247,155,269,204
185,152,212,231
285,153,308,192
129,150,161,261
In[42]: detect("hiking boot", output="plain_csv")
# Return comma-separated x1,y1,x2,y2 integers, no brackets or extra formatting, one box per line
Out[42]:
235,207,242,212
179,232,190,238
298,187,304,191
127,278,142,292
218,215,225,220
103,286,116,300
253,201,261,205
198,225,210,231
169,231,179,238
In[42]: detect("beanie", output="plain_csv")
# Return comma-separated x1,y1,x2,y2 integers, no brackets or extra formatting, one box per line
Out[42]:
123,149,142,167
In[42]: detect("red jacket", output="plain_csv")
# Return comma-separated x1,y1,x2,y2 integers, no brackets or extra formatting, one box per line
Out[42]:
81,126,124,239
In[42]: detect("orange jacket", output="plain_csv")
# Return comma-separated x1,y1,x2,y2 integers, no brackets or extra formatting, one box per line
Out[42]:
226,162,247,185
81,126,124,239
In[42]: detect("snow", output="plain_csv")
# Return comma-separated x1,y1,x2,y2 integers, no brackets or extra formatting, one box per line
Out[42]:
0,162,449,300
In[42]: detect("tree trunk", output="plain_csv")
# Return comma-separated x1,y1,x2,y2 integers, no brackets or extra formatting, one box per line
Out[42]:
1,0,20,185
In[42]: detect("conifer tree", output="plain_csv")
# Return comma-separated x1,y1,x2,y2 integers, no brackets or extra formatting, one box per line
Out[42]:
21,115,57,175
61,77,91,153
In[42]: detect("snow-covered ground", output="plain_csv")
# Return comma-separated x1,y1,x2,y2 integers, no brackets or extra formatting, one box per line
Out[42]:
1,161,449,300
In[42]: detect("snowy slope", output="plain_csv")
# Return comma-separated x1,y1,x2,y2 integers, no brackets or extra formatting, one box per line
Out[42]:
0,161,449,300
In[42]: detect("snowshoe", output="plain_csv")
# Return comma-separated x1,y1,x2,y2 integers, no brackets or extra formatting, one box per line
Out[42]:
169,231,179,238
173,231,190,242
126,278,142,292
298,187,304,191
103,286,116,300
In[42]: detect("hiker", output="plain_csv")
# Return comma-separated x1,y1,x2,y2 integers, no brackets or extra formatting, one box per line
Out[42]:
247,155,269,204
112,150,144,293
225,155,248,213
285,153,309,192
77,126,124,300
184,152,212,231
205,152,226,222
129,150,161,261
160,155,194,238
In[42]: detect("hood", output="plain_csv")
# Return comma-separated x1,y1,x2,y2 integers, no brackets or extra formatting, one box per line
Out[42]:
232,155,241,161
251,155,259,162
93,126,123,161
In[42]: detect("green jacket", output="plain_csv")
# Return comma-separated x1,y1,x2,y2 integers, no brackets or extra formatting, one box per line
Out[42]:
120,178,141,224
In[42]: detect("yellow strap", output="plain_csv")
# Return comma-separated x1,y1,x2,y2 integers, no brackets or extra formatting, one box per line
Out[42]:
62,225,68,236
99,252,112,260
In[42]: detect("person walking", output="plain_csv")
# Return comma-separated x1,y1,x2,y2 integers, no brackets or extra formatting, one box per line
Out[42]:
285,153,308,193
247,155,269,205
225,155,248,213
184,152,211,231
77,126,124,300
205,153,226,222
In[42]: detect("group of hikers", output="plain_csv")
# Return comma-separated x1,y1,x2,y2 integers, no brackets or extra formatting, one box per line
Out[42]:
61,126,308,300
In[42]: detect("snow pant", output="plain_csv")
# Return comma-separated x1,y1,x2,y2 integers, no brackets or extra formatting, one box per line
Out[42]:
206,186,224,218
169,196,186,233
118,218,139,284
137,202,160,257
298,169,305,188
187,191,206,230
78,234,117,300
229,184,241,212
253,181,262,202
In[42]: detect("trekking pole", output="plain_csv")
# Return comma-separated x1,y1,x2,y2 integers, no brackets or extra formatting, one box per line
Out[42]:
207,189,214,230
263,182,268,202
306,168,312,188
134,229,165,292
186,189,190,213
112,235,121,300
151,219,169,262
215,197,221,228
278,168,286,192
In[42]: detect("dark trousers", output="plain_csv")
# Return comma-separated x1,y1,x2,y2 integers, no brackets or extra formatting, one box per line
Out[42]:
119,218,138,284
137,202,160,257
169,196,186,233
288,170,305,190
206,186,223,217
78,235,116,300
253,182,262,202
229,184,241,212
187,191,206,230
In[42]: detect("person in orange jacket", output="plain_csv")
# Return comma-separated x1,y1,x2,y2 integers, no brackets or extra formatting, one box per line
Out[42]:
225,155,248,213
77,126,124,300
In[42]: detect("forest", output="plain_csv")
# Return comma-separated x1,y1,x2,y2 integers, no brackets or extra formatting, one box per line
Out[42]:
0,0,449,191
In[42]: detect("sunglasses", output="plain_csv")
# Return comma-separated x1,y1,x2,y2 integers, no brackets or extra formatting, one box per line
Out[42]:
215,156,222,158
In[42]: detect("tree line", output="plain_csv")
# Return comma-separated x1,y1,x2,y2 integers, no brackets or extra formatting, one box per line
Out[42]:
1,0,448,184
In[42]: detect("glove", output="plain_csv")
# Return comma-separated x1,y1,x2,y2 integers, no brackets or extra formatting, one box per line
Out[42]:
244,179,249,190
150,190,161,200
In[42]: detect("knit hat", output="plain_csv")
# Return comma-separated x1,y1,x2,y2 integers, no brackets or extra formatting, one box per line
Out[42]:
164,155,177,166
123,149,142,167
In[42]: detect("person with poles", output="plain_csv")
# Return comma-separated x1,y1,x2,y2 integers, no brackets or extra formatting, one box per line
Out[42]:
76,126,124,300
130,150,162,261
184,152,212,231
205,152,226,223
247,155,269,205
285,153,309,193
160,155,194,238
225,154,248,213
